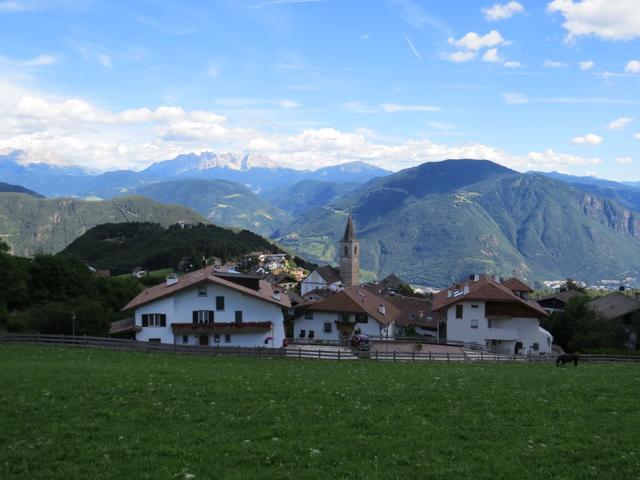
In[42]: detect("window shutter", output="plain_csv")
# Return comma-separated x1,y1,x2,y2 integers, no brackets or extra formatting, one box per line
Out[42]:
208,310,214,323
142,314,149,327
192,311,198,323
160,314,166,327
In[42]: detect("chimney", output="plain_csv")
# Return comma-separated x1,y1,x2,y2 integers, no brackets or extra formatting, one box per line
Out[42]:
494,275,501,283
378,304,386,315
473,274,480,282
166,274,178,287
447,290,453,298
272,289,281,301
463,284,470,295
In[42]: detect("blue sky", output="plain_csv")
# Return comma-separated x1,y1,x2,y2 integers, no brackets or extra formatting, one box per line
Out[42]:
1,0,639,180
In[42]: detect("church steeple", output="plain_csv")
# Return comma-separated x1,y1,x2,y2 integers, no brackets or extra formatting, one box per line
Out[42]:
339,213,360,287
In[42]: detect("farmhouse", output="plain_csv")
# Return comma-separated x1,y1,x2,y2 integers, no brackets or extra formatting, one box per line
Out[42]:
433,275,552,354
123,268,290,348
535,289,582,313
388,296,444,338
587,292,640,322
293,286,399,342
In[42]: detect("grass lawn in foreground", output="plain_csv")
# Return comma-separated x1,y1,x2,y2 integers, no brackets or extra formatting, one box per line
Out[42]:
1,345,639,479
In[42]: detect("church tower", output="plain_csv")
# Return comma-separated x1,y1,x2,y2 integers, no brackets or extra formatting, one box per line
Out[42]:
339,213,360,287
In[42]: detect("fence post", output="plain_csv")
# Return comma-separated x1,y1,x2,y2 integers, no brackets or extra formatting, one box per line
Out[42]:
412,351,415,363
393,351,396,362
429,351,432,362
318,349,321,360
480,351,483,361
463,350,467,362
338,350,341,361
447,352,450,362
298,348,301,360
375,351,379,361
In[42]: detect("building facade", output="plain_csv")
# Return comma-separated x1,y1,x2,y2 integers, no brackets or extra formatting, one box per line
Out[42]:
124,269,290,348
433,276,553,354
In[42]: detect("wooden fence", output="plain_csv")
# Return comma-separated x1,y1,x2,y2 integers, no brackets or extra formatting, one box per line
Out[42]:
2,333,640,363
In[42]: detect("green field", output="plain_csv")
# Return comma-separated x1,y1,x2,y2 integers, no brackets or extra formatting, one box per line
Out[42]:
1,346,639,479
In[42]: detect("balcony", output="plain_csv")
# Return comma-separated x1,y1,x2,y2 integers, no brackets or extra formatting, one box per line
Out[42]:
484,328,518,341
172,321,272,335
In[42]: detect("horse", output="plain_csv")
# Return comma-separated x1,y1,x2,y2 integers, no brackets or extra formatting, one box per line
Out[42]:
556,353,580,367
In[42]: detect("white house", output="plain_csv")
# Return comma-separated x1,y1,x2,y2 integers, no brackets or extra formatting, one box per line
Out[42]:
123,268,290,348
433,275,553,354
300,265,342,296
293,286,399,342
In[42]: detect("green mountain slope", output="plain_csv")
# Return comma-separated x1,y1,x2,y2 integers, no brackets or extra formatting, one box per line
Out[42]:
278,160,640,286
0,193,206,257
61,222,282,275
263,179,358,215
133,179,292,237
0,181,44,198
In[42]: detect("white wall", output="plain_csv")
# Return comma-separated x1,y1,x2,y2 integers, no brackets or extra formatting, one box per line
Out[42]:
301,271,327,296
293,311,389,341
134,282,286,348
445,300,552,354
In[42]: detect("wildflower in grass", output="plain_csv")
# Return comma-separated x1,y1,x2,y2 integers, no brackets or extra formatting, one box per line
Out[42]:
309,448,321,456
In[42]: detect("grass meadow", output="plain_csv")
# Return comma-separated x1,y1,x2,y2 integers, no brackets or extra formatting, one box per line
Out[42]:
1,345,639,479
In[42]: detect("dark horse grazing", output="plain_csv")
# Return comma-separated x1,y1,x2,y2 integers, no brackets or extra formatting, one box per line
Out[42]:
556,353,580,366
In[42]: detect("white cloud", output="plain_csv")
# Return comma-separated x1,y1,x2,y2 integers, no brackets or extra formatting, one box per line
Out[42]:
547,0,640,41
278,99,300,109
502,92,530,104
0,78,608,174
360,33,369,40
543,60,567,68
625,60,640,73
606,117,633,130
503,61,522,68
0,53,58,67
579,60,594,70
208,63,221,78
616,156,633,164
448,30,506,50
482,48,502,63
571,133,603,145
635,133,640,140
444,50,476,63
482,1,524,21
380,103,442,113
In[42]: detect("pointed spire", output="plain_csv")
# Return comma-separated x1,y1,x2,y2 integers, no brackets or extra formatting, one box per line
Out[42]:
343,213,356,241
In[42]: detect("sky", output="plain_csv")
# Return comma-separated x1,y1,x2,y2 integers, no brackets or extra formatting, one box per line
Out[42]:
1,0,640,180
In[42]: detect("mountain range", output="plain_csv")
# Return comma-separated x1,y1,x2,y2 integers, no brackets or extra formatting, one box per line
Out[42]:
278,160,640,286
2,150,640,286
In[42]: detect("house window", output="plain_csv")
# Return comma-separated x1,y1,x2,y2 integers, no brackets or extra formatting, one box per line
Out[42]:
148,338,161,344
182,335,188,344
299,329,306,338
487,319,493,328
533,342,539,351
470,319,478,329
355,313,368,323
309,330,315,339
324,322,332,333
193,310,214,324
344,246,348,255
455,305,464,319
225,334,231,343
213,334,220,343
216,296,225,311
197,285,207,297
142,313,166,327
235,311,243,324
471,304,479,309
354,246,358,255
305,311,314,319
341,313,350,323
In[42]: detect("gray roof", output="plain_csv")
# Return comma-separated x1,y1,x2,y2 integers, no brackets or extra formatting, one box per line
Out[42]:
587,292,640,320
343,213,356,241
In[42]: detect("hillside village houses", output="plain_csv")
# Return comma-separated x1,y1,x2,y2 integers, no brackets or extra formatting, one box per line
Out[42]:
114,213,555,354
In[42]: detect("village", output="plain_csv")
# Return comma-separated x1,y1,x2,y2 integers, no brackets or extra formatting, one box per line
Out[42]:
108,215,640,358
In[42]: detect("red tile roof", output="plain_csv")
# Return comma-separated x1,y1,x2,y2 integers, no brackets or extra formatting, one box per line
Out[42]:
502,277,534,293
307,286,401,325
432,275,548,318
123,267,291,311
